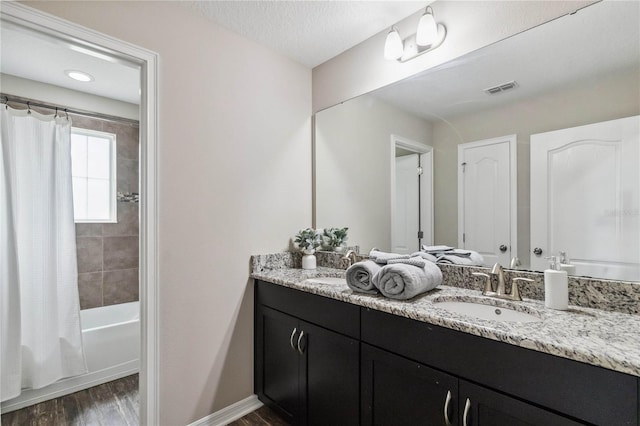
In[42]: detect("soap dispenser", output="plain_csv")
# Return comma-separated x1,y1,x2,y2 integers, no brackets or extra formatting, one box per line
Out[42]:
544,256,568,310
558,251,576,275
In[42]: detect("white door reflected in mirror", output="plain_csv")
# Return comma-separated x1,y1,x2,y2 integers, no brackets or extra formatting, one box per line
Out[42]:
530,115,640,281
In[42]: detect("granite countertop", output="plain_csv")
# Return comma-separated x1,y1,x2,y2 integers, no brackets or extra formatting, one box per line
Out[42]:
251,267,640,377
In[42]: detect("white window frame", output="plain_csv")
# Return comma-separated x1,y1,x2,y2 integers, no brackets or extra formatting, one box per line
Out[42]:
71,127,117,223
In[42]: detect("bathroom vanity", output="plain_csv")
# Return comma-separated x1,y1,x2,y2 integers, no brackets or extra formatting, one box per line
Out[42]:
252,264,640,426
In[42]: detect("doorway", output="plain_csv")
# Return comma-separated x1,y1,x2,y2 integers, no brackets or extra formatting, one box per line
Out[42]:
457,134,517,266
390,135,434,254
0,3,158,423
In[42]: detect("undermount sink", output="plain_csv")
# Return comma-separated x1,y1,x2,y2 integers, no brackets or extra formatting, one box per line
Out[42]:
433,297,543,323
303,276,347,285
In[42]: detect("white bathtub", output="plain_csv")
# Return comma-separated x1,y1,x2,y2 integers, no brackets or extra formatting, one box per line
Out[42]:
1,301,140,413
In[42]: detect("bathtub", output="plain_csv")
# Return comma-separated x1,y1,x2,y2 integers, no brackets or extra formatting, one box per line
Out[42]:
1,301,140,413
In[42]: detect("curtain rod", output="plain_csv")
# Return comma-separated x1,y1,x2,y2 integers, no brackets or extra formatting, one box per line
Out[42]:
1,93,139,126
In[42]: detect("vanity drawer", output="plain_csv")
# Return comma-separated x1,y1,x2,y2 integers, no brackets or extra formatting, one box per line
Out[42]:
255,280,360,339
361,308,638,426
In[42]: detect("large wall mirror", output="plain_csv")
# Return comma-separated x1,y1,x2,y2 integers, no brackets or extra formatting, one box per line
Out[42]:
315,1,639,282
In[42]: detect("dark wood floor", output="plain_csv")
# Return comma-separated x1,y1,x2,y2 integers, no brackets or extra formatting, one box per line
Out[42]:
228,405,290,426
1,374,138,426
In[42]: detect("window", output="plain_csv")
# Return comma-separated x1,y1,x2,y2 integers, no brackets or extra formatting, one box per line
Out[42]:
71,128,117,223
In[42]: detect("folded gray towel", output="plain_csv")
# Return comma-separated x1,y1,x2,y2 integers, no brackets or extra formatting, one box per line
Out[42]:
436,250,484,266
422,245,454,253
388,256,427,268
372,261,442,300
411,251,438,263
346,260,382,294
369,249,411,264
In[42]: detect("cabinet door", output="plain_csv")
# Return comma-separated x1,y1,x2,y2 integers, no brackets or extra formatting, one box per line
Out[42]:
255,305,301,423
459,381,584,426
361,343,458,426
301,321,359,426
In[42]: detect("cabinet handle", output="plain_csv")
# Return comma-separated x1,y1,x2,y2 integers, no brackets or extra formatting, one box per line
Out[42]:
443,390,452,426
463,398,471,426
289,327,297,352
297,330,305,355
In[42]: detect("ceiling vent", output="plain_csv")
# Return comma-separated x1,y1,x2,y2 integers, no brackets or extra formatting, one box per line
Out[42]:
484,80,518,95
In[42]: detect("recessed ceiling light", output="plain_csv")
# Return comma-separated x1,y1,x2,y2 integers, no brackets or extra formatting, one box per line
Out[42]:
65,70,94,82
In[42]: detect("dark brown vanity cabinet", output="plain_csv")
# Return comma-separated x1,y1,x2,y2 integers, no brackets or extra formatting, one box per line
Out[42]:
361,343,459,425
255,280,639,426
362,308,638,426
255,281,360,426
361,344,582,426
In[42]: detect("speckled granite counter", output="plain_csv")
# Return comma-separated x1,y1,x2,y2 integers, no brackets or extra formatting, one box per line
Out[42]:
251,266,640,377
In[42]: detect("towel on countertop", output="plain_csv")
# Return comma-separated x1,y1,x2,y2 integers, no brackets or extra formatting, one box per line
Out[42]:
436,249,484,266
388,256,428,268
372,260,442,300
345,260,382,294
369,249,411,265
411,251,438,263
422,245,454,254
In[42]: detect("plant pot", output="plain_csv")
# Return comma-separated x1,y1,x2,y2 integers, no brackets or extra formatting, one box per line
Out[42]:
302,249,317,270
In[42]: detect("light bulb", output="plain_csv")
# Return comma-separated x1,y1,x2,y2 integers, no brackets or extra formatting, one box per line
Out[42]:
416,8,438,46
384,27,404,60
65,70,94,82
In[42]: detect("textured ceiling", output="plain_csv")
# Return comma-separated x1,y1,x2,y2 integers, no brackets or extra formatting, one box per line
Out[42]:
186,1,427,68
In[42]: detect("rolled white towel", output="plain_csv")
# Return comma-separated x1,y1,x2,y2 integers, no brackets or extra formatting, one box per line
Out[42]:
436,250,484,266
372,261,442,300
369,249,410,265
345,260,382,294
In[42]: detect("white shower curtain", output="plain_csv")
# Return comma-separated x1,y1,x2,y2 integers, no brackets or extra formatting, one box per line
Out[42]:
0,106,87,402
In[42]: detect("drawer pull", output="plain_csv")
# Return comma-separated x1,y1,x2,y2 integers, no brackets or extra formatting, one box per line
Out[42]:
463,398,471,426
443,390,452,425
289,327,297,352
297,330,305,355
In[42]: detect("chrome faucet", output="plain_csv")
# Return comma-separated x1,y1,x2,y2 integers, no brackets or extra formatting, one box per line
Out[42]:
472,262,529,301
491,263,507,296
342,250,359,268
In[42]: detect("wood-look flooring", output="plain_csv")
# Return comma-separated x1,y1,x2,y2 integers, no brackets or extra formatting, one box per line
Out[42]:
0,374,138,426
228,405,290,426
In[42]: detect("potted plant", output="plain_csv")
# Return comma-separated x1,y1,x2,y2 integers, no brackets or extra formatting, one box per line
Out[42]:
294,228,322,269
322,227,349,252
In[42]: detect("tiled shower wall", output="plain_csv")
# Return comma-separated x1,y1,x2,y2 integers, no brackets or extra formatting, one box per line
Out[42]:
71,113,140,310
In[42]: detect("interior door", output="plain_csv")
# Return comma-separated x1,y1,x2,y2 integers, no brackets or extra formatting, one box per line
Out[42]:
392,154,420,253
458,135,516,266
530,116,640,280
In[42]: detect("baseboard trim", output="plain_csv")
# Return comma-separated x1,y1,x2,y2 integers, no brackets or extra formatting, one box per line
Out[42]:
188,395,263,426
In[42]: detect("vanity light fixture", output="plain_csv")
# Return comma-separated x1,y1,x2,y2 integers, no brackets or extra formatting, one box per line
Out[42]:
416,7,438,46
384,6,447,63
65,70,94,82
384,26,404,60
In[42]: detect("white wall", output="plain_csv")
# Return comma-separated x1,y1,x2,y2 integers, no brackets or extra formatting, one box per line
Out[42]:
22,1,311,425
431,67,640,265
0,73,139,120
312,0,597,112
315,95,431,252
